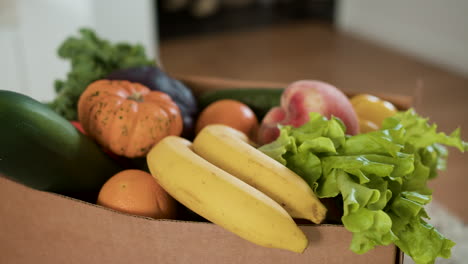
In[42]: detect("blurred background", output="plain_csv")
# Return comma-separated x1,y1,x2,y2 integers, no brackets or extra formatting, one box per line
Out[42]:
1,0,467,238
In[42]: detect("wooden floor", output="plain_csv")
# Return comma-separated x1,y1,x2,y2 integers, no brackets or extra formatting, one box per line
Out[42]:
160,21,468,222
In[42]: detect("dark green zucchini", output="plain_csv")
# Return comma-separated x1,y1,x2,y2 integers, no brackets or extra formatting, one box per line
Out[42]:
0,90,122,196
197,88,284,120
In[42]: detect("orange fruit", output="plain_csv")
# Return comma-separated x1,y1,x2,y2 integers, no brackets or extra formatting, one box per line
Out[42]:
195,99,258,138
97,169,176,219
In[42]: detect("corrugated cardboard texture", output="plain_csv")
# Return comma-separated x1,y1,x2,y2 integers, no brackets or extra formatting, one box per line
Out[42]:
0,76,408,263
0,177,399,264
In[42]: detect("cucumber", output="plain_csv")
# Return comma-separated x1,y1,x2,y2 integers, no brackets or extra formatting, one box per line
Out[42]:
197,88,284,119
0,90,122,196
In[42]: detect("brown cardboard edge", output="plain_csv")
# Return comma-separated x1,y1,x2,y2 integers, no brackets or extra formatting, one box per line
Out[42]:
172,74,407,263
176,74,413,110
1,175,360,230
0,176,345,227
0,174,404,263
0,74,408,263
177,74,408,264
0,175,186,225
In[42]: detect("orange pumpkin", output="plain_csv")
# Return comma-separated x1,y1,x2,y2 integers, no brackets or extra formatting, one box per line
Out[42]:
78,80,183,158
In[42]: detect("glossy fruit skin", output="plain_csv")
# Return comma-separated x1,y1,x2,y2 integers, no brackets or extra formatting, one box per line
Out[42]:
78,80,183,158
193,125,327,224
350,94,397,133
97,169,176,219
146,136,308,253
0,90,122,195
195,99,258,139
257,80,360,145
106,66,198,139
197,88,283,120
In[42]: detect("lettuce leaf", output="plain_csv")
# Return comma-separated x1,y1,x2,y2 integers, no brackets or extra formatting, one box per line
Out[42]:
258,109,466,264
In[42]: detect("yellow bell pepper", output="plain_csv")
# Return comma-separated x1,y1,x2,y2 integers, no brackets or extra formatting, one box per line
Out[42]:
350,94,398,133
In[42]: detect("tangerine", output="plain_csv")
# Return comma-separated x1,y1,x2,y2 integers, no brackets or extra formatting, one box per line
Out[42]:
97,169,176,219
195,99,258,138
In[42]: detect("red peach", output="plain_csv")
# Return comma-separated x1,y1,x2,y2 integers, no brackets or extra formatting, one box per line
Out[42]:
257,80,359,145
257,107,286,145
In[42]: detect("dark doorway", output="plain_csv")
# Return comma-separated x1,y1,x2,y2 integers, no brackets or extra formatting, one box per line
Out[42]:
157,0,336,41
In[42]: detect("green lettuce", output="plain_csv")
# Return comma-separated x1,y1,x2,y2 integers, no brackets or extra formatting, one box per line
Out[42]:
258,110,466,264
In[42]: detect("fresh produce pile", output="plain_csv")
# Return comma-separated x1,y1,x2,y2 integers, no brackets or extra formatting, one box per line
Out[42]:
47,28,198,138
259,110,464,263
1,28,466,264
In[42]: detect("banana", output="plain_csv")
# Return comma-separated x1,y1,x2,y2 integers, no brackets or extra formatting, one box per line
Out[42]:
192,125,327,224
146,136,308,253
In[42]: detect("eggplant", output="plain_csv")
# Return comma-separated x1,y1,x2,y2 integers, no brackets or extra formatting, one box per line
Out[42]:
106,66,198,138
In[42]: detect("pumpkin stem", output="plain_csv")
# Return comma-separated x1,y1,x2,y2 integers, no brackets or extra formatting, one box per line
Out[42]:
128,92,144,102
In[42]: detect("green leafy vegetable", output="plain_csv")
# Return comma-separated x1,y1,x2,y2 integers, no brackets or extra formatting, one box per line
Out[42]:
259,110,466,264
48,28,155,120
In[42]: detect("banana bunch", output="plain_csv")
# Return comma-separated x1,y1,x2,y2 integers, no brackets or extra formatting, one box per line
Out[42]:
146,125,327,253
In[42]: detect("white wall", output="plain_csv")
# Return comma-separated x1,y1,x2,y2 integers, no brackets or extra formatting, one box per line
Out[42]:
337,0,468,77
0,0,157,102
93,0,158,60
15,0,95,101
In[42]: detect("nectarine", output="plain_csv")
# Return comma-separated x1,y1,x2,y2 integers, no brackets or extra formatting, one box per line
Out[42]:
257,80,359,144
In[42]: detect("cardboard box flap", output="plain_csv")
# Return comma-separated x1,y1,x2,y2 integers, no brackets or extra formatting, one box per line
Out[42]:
0,75,408,264
177,74,413,110
0,177,399,264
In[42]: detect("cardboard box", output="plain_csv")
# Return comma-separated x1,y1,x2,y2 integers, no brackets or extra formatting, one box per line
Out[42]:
0,76,408,264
